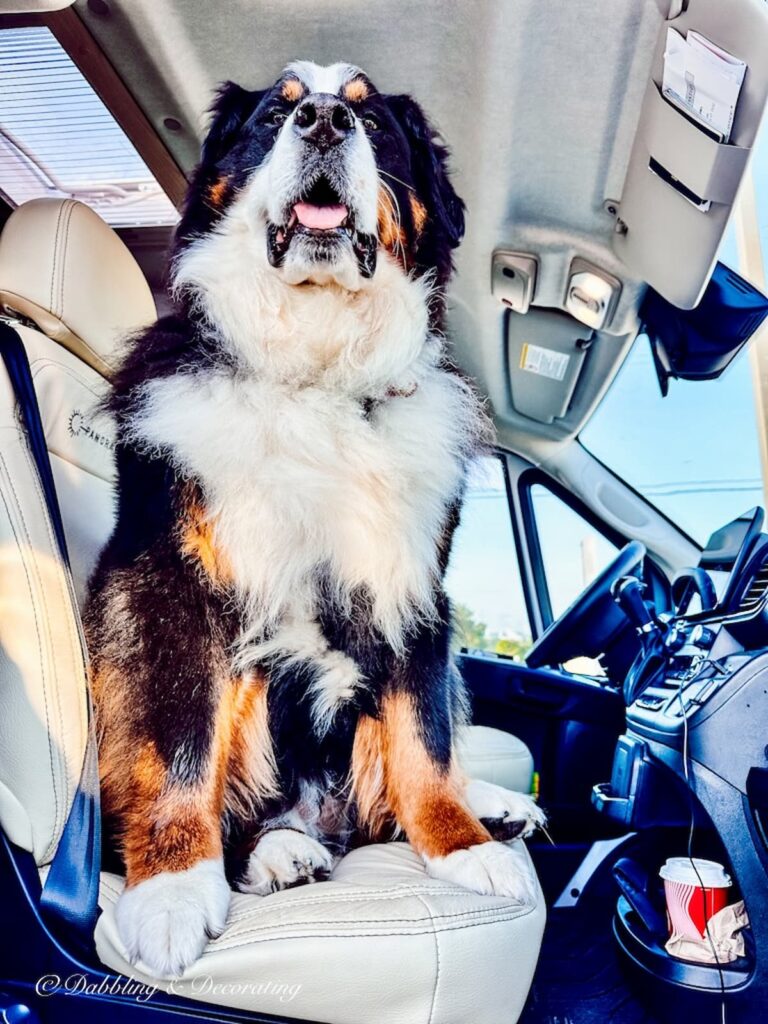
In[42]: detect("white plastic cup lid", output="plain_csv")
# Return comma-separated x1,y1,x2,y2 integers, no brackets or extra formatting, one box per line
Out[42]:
659,857,732,888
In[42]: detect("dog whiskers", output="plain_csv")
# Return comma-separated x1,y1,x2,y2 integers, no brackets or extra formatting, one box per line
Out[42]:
379,169,417,193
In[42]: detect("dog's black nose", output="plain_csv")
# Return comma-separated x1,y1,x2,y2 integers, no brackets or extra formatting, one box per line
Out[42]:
294,94,354,150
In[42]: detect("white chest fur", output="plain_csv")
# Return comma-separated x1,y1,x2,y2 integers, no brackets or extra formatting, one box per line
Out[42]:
132,221,486,655
128,350,481,655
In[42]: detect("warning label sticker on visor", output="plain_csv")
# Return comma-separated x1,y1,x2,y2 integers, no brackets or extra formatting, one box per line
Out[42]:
519,343,570,382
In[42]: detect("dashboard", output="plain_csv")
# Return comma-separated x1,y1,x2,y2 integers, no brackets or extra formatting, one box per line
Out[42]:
627,506,768,735
582,510,768,1012
524,507,768,1014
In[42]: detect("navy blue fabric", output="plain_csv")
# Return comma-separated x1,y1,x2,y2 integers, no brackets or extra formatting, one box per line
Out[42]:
643,261,768,395
0,320,101,945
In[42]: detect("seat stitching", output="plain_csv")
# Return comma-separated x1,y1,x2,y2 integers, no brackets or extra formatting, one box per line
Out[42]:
0,450,61,859
98,878,531,928
31,356,109,401
13,436,88,848
49,202,67,315
98,881,477,917
413,891,441,1024
11,314,112,380
205,902,535,946
48,450,115,487
224,888,503,921
201,907,538,953
58,201,76,321
7,448,75,841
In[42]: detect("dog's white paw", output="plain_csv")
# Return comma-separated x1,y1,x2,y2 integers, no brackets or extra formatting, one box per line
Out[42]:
425,840,536,901
237,828,334,895
115,858,230,978
465,778,546,839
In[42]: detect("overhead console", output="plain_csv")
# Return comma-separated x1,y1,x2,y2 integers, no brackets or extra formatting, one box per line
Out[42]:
613,0,768,308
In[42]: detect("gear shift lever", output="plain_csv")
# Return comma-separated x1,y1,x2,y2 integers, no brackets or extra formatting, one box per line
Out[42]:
611,575,667,705
611,576,656,637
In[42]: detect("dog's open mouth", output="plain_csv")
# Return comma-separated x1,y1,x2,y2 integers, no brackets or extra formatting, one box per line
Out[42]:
267,176,377,278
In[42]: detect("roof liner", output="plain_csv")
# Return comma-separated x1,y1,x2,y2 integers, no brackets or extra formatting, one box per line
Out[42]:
74,0,668,457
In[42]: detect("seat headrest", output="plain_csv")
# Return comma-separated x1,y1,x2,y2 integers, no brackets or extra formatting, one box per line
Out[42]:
0,198,157,377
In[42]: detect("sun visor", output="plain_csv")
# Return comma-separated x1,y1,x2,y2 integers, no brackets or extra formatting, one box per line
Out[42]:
642,261,768,396
505,309,594,424
613,0,768,308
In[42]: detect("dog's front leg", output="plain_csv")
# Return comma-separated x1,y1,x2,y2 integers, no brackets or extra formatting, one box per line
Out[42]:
105,687,233,978
91,615,238,977
354,659,536,901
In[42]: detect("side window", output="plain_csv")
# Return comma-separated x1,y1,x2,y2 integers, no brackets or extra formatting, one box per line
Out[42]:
445,456,532,658
528,482,619,621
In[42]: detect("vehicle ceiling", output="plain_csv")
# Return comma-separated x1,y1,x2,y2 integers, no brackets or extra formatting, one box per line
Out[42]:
78,0,674,461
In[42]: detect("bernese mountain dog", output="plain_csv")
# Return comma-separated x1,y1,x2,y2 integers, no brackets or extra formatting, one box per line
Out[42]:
85,61,545,978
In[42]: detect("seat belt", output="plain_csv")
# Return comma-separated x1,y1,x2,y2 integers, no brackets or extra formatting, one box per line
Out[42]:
0,320,101,948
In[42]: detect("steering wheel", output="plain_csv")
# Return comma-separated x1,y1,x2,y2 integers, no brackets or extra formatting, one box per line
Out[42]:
526,541,646,669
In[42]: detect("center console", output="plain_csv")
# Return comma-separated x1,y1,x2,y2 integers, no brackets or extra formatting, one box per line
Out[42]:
590,512,768,1022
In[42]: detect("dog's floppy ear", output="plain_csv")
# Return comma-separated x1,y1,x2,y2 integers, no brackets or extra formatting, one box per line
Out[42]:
201,81,264,165
386,94,465,250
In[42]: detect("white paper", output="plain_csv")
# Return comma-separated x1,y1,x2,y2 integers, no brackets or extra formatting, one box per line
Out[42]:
662,27,746,143
665,900,749,964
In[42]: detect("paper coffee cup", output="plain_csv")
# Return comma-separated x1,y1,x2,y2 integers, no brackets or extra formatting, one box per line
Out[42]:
659,857,732,940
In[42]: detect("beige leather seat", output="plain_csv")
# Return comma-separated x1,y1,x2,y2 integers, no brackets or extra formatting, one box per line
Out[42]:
0,198,545,1024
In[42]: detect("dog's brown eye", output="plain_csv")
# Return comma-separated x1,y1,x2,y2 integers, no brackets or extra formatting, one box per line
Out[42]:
268,110,287,126
362,115,380,132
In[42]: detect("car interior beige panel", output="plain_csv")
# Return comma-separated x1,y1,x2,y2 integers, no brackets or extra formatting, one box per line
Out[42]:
458,724,534,792
0,199,156,377
614,0,768,308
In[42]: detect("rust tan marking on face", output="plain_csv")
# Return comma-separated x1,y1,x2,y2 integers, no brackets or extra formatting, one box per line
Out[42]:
409,195,428,234
225,672,280,817
351,692,491,856
208,176,229,208
377,186,407,262
344,78,369,103
180,498,233,589
282,77,304,102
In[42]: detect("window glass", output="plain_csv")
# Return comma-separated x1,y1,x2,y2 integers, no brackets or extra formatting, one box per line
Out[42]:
581,336,763,545
0,26,178,227
445,457,532,658
530,483,618,620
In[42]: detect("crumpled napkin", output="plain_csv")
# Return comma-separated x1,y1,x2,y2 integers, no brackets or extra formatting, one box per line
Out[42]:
665,900,749,963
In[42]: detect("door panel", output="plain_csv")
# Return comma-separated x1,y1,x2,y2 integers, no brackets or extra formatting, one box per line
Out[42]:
458,655,626,839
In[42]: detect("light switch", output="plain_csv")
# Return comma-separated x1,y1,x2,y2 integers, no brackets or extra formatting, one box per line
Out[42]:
492,251,538,314
564,258,621,330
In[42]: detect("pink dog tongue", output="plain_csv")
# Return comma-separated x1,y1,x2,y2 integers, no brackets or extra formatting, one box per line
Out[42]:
293,202,348,230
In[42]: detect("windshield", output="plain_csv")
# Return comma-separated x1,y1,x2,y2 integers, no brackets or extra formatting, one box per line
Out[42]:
581,336,763,545
581,121,768,547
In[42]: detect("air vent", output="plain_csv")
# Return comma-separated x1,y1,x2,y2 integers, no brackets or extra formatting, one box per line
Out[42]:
740,558,768,613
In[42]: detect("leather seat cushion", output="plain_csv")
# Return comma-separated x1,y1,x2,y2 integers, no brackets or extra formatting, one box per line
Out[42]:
95,841,545,1024
458,724,534,793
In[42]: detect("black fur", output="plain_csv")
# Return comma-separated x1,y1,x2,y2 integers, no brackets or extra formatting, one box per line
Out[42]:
85,66,477,890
